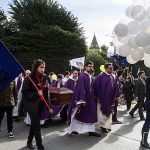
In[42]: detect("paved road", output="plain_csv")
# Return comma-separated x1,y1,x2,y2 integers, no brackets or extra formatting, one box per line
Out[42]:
0,104,148,150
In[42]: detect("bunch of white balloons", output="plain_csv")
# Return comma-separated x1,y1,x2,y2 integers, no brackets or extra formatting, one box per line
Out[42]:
113,5,150,67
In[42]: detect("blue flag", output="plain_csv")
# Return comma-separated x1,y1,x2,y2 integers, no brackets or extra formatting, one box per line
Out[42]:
0,41,23,91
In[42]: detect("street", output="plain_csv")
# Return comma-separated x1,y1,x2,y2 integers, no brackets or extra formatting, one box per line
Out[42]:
0,104,147,150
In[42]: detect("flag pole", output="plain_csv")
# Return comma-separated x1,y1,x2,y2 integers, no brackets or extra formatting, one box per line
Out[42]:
0,41,53,113
26,75,53,113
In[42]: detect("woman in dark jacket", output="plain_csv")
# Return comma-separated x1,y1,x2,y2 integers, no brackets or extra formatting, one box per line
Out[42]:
122,76,135,110
22,59,52,150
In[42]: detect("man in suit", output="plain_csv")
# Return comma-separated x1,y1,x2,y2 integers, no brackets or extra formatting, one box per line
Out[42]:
140,75,150,149
129,71,146,120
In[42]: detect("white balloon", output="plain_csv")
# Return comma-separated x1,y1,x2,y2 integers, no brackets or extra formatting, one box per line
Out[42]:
135,32,149,47
143,45,150,54
127,21,140,35
144,60,150,68
127,54,137,64
143,53,150,61
128,35,138,49
131,48,144,61
114,23,128,37
116,45,122,54
126,5,134,19
118,45,131,57
112,38,121,46
140,21,150,34
131,5,146,21
118,36,129,44
147,7,150,19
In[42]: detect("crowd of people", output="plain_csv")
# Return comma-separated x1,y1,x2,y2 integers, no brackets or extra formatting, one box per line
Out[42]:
0,59,149,150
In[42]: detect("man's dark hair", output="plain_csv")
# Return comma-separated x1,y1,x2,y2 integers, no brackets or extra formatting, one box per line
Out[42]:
104,63,112,69
138,71,145,77
64,71,70,76
85,61,94,67
113,64,119,71
32,59,45,75
49,72,54,76
57,74,63,79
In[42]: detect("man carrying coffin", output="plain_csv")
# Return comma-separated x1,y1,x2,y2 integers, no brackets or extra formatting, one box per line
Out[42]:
93,63,119,133
68,61,100,137
65,69,78,91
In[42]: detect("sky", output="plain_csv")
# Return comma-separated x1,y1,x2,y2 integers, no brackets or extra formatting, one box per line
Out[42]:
0,0,149,47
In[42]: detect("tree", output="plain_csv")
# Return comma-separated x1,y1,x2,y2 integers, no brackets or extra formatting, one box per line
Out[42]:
0,9,8,34
0,0,86,73
9,0,83,34
101,45,108,54
129,61,150,77
86,49,107,75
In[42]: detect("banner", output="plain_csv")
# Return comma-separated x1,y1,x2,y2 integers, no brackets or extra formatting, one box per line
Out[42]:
69,56,85,69
0,41,23,91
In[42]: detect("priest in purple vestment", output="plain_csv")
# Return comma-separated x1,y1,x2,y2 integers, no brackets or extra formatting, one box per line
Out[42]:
68,61,101,137
51,74,64,88
93,63,119,133
112,64,121,124
49,74,65,120
65,70,78,91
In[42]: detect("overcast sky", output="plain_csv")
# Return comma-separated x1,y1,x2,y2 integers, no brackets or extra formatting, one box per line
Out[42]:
0,0,149,47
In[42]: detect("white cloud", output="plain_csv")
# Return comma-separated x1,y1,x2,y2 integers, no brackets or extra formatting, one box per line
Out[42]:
84,13,126,47
111,0,133,5
111,0,150,6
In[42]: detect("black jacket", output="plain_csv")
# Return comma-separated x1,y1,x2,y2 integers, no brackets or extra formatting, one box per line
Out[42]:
146,77,150,100
135,78,146,101
122,81,135,100
22,74,49,115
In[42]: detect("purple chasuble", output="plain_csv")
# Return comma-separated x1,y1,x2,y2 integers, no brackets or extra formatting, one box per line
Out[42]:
67,72,97,124
93,72,119,117
51,80,64,88
49,80,64,118
65,77,77,91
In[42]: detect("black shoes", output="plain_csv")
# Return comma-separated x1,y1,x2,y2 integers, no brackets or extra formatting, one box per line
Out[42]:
89,132,101,137
38,144,44,150
129,112,135,118
8,132,15,138
141,141,150,149
100,127,110,133
112,120,122,124
70,131,79,136
27,142,44,150
141,130,150,149
27,143,35,149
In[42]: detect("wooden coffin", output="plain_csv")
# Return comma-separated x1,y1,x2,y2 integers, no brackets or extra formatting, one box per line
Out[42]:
49,87,73,105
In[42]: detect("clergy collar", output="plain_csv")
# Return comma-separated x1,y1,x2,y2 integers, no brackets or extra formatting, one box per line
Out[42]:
104,71,112,76
84,71,92,78
85,71,89,75
69,75,78,81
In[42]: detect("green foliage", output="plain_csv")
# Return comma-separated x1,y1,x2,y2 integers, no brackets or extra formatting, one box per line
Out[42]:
129,61,150,77
9,0,83,34
101,45,108,54
0,9,10,35
86,49,107,75
0,25,86,73
0,0,87,73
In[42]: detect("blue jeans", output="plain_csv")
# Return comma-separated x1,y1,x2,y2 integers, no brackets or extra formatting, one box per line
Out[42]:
143,99,150,130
